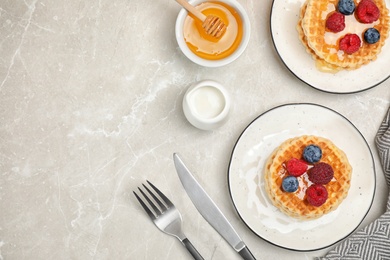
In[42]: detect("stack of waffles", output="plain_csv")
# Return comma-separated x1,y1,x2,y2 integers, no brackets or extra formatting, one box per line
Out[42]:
264,135,352,220
297,0,390,72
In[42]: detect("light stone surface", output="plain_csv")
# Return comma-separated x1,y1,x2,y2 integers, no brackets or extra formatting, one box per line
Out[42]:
0,0,389,259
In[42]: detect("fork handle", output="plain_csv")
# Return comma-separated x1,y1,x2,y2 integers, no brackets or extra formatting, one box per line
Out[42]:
182,238,204,260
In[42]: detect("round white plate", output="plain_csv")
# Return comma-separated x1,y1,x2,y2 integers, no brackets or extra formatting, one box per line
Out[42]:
228,103,376,251
270,0,390,94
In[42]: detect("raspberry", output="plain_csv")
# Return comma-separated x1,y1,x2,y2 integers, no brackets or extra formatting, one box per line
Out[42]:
339,34,361,54
308,162,334,185
286,158,308,177
356,0,380,23
326,12,346,32
306,184,328,207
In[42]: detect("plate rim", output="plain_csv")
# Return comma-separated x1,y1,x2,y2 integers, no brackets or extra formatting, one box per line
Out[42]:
227,102,377,251
269,0,390,94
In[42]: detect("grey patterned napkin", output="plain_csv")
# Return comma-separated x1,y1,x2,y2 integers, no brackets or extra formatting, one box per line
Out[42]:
319,107,390,260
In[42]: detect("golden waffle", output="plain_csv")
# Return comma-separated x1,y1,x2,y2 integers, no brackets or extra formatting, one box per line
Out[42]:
264,135,352,220
298,0,390,70
297,2,345,72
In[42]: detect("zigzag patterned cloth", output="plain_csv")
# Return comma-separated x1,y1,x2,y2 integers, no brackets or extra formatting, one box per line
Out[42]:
319,107,390,260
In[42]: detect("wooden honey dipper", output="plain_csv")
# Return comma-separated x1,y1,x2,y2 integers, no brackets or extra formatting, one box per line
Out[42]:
176,0,227,38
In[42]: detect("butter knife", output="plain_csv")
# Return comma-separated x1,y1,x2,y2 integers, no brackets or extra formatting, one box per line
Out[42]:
173,153,256,260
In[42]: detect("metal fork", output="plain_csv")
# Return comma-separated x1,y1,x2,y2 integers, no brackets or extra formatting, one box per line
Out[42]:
134,180,204,260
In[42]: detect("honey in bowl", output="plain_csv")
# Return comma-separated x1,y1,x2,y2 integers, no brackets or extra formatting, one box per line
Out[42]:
183,1,243,60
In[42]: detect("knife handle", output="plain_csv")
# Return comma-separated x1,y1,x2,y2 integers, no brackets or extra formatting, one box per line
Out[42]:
182,238,204,260
238,246,256,260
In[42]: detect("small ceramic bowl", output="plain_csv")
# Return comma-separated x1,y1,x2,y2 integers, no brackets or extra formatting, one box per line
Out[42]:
175,0,251,67
183,80,230,130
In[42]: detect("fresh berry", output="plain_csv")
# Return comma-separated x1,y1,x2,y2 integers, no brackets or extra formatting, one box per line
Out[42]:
303,145,322,163
282,176,299,193
306,184,328,207
308,162,334,185
364,28,381,43
339,34,361,54
337,0,356,15
356,0,380,24
286,158,308,177
326,12,346,32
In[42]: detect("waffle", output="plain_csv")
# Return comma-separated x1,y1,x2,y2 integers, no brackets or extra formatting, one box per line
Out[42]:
297,2,344,72
297,0,390,71
264,135,352,220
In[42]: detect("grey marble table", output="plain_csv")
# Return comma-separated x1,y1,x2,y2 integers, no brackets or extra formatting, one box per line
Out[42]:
0,0,389,259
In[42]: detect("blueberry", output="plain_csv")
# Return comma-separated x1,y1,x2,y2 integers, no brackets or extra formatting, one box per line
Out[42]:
303,145,322,163
282,176,299,193
338,0,355,15
364,28,380,44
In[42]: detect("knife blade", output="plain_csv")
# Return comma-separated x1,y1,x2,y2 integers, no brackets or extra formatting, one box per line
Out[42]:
173,153,256,260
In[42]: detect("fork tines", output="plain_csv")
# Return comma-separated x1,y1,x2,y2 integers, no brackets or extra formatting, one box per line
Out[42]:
133,180,172,219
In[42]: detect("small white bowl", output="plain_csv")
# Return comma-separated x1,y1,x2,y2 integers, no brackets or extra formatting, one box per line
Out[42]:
183,80,230,130
175,0,251,67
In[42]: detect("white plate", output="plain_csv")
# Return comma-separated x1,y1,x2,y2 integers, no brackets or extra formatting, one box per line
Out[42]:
228,103,376,251
270,0,390,94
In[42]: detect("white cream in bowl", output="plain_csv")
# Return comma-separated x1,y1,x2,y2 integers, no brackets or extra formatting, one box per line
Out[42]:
183,80,230,130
